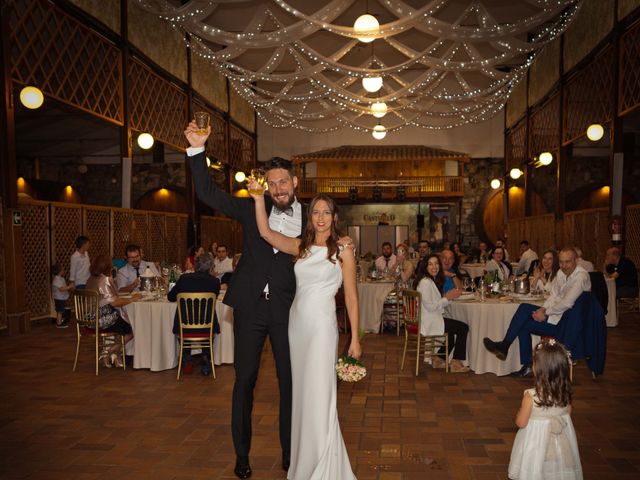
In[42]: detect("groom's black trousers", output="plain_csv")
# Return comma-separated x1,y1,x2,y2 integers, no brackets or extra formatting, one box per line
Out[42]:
232,298,292,457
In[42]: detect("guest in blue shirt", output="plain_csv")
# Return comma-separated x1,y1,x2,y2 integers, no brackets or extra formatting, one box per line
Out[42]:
440,249,462,293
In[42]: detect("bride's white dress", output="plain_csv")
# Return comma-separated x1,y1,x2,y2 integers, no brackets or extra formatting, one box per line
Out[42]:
288,245,356,480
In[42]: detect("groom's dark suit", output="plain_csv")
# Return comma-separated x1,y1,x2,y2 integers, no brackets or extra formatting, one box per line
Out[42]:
189,150,305,460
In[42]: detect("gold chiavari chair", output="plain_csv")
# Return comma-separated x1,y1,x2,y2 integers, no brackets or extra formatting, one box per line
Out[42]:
176,292,217,380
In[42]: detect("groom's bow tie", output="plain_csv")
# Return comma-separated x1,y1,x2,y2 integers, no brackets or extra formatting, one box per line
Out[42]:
274,206,294,217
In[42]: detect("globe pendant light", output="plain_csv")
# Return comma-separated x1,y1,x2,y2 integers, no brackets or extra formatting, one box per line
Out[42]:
362,76,383,93
490,178,501,189
586,124,604,141
19,86,44,109
353,14,379,43
538,152,553,166
371,101,387,118
372,124,386,140
509,168,523,180
137,133,154,149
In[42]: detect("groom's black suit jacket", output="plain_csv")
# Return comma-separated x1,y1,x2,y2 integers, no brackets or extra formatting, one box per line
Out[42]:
189,151,306,316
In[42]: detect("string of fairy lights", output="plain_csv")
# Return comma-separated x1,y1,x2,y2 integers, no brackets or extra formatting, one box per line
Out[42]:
136,0,583,139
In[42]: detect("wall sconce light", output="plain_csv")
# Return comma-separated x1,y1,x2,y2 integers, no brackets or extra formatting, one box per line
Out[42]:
354,14,379,43
586,123,604,141
509,168,523,180
137,133,154,149
490,178,501,189
19,86,44,109
538,151,553,166
234,171,246,183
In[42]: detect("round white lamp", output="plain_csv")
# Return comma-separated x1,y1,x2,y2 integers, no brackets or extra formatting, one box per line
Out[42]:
362,76,383,93
372,124,386,140
490,178,501,189
234,171,246,183
586,124,604,141
509,168,523,180
19,86,44,109
137,133,154,150
371,101,387,118
538,151,553,166
354,14,379,43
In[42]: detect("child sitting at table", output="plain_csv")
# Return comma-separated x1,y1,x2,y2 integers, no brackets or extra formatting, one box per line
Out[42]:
508,339,582,479
51,263,71,328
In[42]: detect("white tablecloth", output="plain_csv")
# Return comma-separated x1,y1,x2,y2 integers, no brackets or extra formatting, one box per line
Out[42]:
358,281,395,333
460,263,485,278
446,296,543,376
124,299,179,372
605,277,617,327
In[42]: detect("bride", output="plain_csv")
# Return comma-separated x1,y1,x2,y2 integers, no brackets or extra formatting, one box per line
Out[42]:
248,178,361,480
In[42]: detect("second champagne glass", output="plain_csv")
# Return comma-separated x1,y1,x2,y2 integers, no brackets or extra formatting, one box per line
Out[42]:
249,168,267,195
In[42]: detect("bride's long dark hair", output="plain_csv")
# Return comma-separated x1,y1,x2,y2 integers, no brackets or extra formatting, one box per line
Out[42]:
297,194,340,263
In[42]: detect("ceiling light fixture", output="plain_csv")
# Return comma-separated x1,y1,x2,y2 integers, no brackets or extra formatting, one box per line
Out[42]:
586,124,604,141
137,133,154,149
353,14,379,43
372,124,386,140
234,171,246,183
509,168,523,180
538,152,553,166
362,76,383,93
490,178,501,189
371,101,387,118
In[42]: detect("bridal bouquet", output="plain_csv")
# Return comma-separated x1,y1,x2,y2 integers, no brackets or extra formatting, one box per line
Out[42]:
336,356,367,382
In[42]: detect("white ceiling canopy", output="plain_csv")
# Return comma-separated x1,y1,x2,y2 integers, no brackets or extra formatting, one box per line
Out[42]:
136,0,582,135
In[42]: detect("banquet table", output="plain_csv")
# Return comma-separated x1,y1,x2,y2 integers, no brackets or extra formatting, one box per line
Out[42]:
124,294,235,371
605,277,617,327
445,294,544,376
358,280,395,333
459,263,485,278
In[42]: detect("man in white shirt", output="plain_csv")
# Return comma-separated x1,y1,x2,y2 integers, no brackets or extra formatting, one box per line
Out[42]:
213,244,234,280
375,242,397,273
516,240,538,275
483,247,591,377
116,244,160,293
69,235,91,289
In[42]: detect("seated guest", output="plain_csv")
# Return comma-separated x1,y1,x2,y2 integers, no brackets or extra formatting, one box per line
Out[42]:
575,247,594,272
495,238,510,262
213,244,234,281
440,249,463,293
184,245,205,273
451,242,468,267
604,247,639,298
116,244,160,293
478,241,489,262
375,241,397,273
516,240,538,275
483,247,590,377
531,249,560,292
414,241,431,286
485,246,511,281
394,243,415,288
208,240,218,257
168,253,221,376
85,254,139,368
416,254,469,373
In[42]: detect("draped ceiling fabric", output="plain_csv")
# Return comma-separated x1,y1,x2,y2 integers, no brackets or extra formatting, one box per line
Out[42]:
136,0,583,134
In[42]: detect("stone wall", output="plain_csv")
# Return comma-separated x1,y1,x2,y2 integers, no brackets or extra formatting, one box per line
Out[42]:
460,158,504,247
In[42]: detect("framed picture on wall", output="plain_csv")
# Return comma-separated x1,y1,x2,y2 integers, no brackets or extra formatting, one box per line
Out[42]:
429,204,454,250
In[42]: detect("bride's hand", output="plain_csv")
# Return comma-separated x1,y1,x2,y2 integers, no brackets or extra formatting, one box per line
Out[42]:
348,339,362,360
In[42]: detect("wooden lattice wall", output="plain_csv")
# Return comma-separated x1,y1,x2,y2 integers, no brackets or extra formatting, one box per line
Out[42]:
529,94,561,158
9,0,123,124
619,20,640,116
562,208,610,269
200,216,244,257
506,118,527,170
194,100,228,164
229,124,256,172
507,214,556,259
18,200,189,319
625,204,640,268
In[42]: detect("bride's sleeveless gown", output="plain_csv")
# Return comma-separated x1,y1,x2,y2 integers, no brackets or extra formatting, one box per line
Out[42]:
287,245,356,479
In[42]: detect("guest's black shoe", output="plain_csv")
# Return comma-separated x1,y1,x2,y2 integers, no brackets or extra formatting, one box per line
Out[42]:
483,338,509,361
234,457,252,479
510,365,533,378
282,451,290,471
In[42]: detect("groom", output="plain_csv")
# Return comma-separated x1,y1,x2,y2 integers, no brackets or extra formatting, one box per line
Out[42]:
184,121,303,478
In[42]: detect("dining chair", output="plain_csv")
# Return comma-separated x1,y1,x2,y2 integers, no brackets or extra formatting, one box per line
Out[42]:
176,292,218,380
615,270,640,321
73,290,125,376
400,289,449,375
381,288,402,335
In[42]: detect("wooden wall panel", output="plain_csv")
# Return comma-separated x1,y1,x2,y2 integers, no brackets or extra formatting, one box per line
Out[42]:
506,79,528,128
507,214,556,261
625,204,640,269
83,206,111,259
20,202,52,319
51,205,83,275
529,38,561,107
0,201,6,329
201,216,243,257
563,208,610,268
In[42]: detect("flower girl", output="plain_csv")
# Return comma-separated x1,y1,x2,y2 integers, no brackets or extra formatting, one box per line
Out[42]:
509,339,583,479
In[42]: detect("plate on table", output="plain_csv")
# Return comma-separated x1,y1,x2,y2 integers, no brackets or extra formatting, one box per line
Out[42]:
509,292,544,302
456,292,476,301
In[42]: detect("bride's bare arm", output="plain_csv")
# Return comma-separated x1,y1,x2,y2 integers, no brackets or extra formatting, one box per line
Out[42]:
248,178,300,255
340,245,362,359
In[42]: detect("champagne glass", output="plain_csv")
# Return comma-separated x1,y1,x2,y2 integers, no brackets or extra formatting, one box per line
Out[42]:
194,111,210,135
462,277,471,292
249,168,267,195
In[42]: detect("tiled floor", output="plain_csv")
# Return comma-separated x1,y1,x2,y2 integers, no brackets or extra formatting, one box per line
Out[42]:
1,311,639,479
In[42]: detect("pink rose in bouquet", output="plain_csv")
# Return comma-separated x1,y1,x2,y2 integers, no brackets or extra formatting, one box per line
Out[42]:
336,355,366,382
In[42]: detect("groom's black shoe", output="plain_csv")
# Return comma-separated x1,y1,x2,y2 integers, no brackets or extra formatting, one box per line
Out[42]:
483,338,509,361
510,364,533,378
282,451,290,471
234,456,252,479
